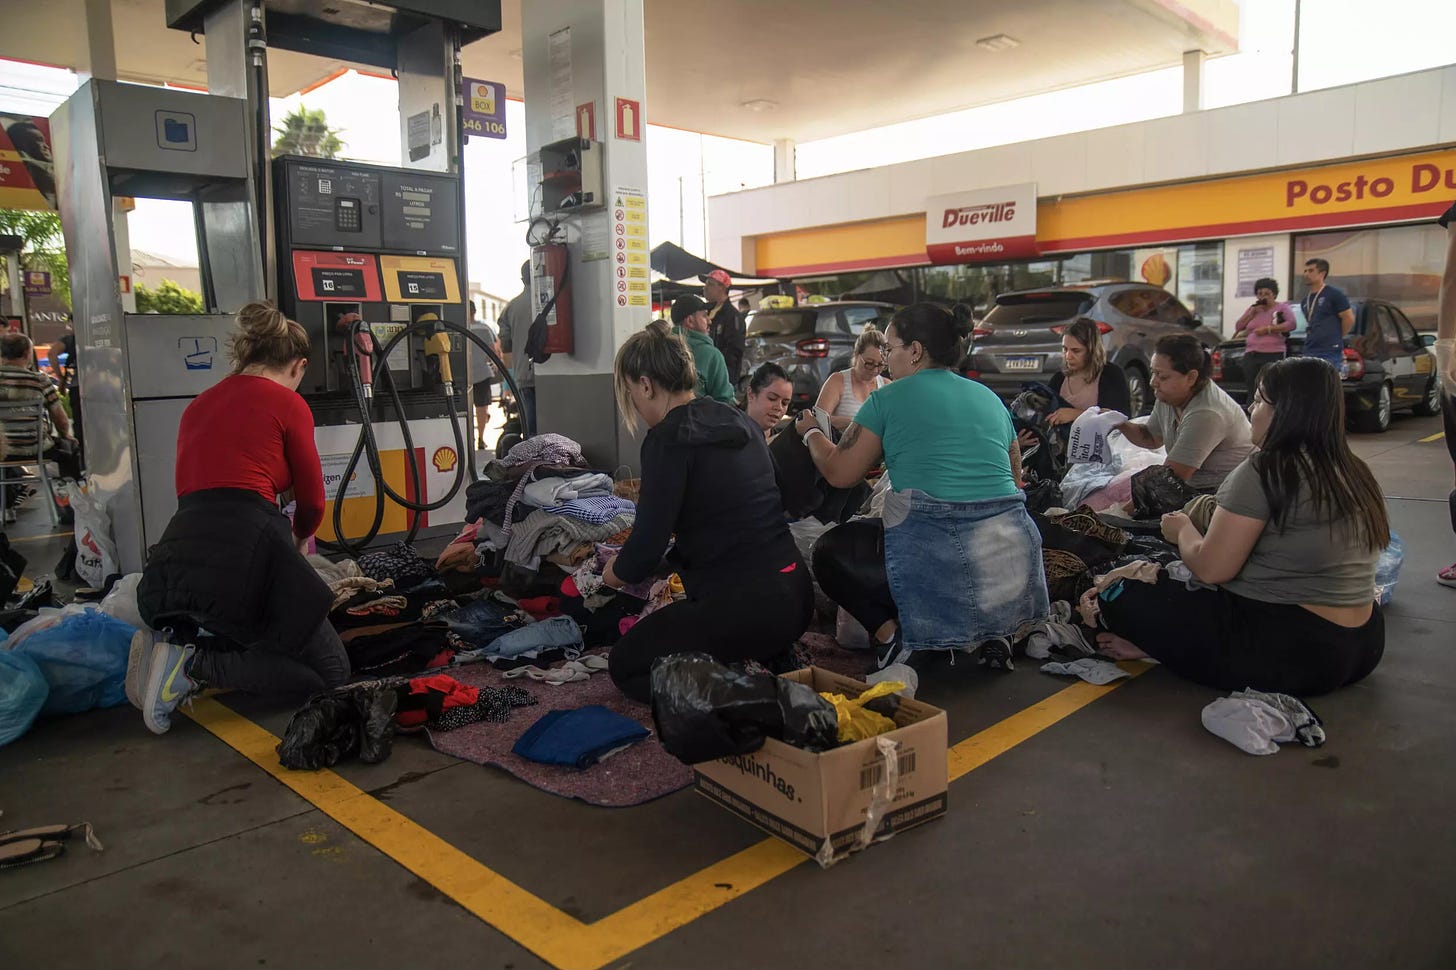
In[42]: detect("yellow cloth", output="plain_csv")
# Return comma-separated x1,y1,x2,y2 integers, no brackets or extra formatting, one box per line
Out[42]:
819,680,904,743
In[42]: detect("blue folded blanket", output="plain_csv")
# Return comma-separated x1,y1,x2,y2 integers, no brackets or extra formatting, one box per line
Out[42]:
511,705,650,769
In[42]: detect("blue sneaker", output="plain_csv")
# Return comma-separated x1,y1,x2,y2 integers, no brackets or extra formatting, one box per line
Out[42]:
138,639,198,735
125,629,154,710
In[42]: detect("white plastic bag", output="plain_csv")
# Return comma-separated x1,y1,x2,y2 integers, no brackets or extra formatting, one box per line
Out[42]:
99,573,146,630
67,481,118,589
1066,408,1129,464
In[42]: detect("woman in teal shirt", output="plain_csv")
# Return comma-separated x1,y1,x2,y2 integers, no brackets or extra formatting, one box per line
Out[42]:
796,303,1050,672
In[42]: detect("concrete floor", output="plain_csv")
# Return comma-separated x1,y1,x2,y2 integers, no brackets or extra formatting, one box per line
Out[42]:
2,412,1454,970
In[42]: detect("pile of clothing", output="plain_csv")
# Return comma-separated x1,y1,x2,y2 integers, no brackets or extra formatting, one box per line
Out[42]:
452,434,637,576
310,539,590,680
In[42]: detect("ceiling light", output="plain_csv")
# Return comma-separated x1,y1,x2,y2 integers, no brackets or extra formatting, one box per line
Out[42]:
976,34,1021,52
741,99,778,112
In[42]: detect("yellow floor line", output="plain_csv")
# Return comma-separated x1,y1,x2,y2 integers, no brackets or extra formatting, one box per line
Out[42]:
1419,431,1446,443
186,660,1151,970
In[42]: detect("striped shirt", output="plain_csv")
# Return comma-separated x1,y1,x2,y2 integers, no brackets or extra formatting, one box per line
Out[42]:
0,365,59,452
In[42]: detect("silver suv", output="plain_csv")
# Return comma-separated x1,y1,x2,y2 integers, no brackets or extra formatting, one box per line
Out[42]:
739,301,896,408
962,283,1223,415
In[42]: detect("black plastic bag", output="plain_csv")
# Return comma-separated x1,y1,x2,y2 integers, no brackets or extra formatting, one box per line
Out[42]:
650,653,838,765
276,680,404,770
1130,465,1199,519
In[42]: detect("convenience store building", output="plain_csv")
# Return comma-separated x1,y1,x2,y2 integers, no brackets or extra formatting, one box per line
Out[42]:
707,64,1456,334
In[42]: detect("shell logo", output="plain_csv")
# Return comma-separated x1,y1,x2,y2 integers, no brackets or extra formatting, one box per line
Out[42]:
432,447,458,473
1140,252,1172,287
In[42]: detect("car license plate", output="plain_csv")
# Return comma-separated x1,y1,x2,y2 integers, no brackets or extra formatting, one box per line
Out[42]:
1002,356,1040,372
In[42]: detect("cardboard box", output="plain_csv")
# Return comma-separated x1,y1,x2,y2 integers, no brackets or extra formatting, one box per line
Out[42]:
693,667,948,867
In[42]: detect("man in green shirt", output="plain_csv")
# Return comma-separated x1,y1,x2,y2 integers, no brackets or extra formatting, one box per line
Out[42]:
670,295,735,404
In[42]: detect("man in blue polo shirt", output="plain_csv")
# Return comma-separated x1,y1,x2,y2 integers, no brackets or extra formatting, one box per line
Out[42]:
1299,258,1355,367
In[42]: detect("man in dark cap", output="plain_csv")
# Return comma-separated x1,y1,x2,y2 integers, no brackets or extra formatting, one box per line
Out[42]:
700,269,744,385
670,295,735,404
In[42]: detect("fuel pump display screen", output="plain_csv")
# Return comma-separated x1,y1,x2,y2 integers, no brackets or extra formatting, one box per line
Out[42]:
285,163,383,249
312,267,368,297
381,172,460,254
397,271,446,299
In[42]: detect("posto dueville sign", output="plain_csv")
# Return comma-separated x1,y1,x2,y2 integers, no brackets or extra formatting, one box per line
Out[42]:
925,182,1039,264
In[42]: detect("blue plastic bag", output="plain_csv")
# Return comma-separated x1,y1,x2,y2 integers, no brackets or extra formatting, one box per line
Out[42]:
1374,531,1404,606
0,650,49,747
13,609,137,715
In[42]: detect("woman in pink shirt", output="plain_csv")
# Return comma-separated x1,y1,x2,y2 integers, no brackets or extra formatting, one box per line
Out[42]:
1232,277,1296,396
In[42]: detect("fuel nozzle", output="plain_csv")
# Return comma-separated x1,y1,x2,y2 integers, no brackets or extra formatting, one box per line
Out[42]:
336,311,375,398
418,311,454,395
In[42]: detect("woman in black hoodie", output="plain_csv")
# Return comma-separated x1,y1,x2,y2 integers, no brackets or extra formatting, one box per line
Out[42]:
603,321,813,702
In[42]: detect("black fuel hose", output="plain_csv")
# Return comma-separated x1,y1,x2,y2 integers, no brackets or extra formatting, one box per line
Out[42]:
318,316,527,556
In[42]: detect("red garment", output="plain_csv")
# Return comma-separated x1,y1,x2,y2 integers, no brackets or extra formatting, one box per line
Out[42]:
395,674,478,729
174,374,325,539
517,595,563,620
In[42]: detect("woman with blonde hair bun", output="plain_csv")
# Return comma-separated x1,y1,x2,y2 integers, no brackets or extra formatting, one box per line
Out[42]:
602,320,813,702
128,301,346,735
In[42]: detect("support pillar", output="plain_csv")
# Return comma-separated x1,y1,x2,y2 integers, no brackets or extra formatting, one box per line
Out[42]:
1182,49,1206,113
80,0,118,80
773,138,796,184
521,0,650,471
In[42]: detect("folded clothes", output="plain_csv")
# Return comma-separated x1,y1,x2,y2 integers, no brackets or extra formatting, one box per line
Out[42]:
504,510,636,571
523,473,614,508
546,495,636,525
511,704,650,769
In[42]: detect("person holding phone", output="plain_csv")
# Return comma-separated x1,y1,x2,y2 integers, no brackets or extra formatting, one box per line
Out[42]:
1232,277,1295,395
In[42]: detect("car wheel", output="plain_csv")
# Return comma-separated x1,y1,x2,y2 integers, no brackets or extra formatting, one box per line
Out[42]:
1412,376,1442,416
1353,382,1393,434
1125,364,1151,416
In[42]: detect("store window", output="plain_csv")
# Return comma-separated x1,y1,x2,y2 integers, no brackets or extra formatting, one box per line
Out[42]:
1294,224,1446,331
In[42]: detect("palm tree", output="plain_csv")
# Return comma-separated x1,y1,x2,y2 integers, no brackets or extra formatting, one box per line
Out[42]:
271,106,344,159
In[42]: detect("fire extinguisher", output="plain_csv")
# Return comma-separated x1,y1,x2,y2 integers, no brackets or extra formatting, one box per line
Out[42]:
527,241,573,361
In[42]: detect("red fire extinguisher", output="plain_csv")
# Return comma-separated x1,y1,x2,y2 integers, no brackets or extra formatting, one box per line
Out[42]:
527,242,573,360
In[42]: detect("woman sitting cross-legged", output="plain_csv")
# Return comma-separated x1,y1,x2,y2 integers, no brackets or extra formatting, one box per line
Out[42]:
1093,357,1387,695
603,321,813,702
800,302,1050,672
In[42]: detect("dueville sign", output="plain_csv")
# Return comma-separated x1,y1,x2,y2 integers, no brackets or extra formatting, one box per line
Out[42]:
925,182,1038,265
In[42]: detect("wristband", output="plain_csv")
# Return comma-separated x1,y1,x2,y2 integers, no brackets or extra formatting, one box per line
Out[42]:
802,427,827,445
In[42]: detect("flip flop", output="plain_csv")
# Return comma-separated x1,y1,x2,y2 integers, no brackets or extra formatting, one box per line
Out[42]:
0,838,64,870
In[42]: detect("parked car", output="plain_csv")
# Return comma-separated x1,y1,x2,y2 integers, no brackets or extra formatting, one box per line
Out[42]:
739,301,896,408
962,283,1223,415
1211,298,1441,433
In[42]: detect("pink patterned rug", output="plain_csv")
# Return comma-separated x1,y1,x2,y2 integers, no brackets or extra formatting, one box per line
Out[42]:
425,634,868,807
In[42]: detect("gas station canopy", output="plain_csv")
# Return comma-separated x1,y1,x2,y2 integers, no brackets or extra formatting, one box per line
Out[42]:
2,0,1238,143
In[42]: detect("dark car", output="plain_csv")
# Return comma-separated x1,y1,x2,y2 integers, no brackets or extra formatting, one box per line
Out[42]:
1211,298,1441,433
739,301,896,407
963,283,1224,415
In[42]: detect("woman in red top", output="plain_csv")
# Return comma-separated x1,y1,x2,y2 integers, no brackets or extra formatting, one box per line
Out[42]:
129,302,345,734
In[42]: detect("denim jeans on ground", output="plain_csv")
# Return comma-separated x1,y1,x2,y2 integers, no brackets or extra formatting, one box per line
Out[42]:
882,489,1050,652
483,615,583,659
428,598,527,647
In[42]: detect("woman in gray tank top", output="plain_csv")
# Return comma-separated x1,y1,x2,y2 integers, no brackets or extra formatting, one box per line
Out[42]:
813,326,888,430
1091,357,1388,696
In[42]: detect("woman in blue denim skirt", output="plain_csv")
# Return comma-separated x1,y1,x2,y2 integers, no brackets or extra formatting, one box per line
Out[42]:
796,303,1050,672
